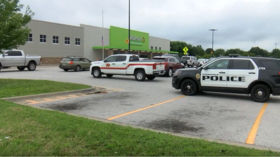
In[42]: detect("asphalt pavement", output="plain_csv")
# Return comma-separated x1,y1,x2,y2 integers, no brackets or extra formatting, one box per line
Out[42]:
1,66,280,151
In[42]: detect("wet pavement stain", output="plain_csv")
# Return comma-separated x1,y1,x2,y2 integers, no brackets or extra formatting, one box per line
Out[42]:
46,102,89,111
39,92,138,111
145,119,204,133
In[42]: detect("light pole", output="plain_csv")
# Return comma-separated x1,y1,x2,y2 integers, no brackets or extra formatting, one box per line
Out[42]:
128,0,130,54
209,29,217,53
275,43,277,49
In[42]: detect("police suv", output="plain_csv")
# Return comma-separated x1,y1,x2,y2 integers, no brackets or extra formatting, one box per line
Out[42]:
172,55,280,102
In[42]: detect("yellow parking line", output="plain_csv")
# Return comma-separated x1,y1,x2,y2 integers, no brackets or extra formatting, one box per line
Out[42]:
246,103,268,144
107,96,186,121
26,100,39,103
44,98,55,101
56,96,68,99
68,95,79,97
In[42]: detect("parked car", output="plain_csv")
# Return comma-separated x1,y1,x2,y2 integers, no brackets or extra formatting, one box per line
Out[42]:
152,56,184,77
197,58,207,66
59,56,92,72
90,54,166,81
161,53,181,63
0,49,41,71
181,56,199,67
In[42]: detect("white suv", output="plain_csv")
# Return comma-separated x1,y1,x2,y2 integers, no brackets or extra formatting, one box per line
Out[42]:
181,56,199,67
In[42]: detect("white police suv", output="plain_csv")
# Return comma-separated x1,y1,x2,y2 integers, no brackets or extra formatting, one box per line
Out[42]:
172,55,280,102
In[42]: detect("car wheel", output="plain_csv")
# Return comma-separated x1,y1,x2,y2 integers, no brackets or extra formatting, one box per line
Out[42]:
135,70,146,81
250,84,270,102
166,68,173,77
27,62,36,71
64,69,68,72
92,68,102,78
106,74,113,78
75,65,81,72
17,66,25,71
180,79,198,96
147,75,156,80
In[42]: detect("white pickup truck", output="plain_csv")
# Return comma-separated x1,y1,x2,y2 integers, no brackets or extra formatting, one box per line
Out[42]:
0,49,41,71
90,54,166,81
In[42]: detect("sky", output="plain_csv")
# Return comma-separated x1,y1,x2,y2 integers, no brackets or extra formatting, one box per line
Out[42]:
19,0,280,52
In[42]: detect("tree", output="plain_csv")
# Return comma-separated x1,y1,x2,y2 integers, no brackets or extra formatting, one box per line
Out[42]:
213,48,225,57
170,41,194,57
248,47,269,57
0,0,34,50
192,45,205,57
205,48,213,54
271,49,280,58
224,48,245,56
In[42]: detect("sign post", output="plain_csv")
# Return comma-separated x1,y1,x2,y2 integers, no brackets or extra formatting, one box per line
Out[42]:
183,46,188,55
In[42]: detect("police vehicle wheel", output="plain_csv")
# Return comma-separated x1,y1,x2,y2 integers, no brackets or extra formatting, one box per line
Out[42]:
92,68,102,78
250,84,270,102
180,79,197,96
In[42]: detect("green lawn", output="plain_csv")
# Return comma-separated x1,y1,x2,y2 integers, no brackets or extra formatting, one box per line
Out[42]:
0,79,279,156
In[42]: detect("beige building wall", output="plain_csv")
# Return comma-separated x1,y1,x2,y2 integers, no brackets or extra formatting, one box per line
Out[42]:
17,19,173,64
149,36,170,51
80,24,110,61
18,19,84,64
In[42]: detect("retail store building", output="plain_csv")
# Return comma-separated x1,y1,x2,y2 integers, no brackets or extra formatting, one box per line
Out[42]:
18,19,177,64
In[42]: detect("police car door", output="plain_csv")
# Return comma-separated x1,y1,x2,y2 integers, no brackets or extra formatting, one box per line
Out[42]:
226,59,258,91
201,59,230,92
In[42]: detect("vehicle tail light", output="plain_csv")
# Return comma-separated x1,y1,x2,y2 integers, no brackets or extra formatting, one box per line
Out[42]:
279,72,280,75
69,61,74,65
153,63,156,69
190,60,192,62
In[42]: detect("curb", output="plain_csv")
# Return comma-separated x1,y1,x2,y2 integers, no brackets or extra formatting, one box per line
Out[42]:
2,87,106,102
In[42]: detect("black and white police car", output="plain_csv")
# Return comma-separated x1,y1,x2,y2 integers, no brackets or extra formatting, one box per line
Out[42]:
172,54,280,102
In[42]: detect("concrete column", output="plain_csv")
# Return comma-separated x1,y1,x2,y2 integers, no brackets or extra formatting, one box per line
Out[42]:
149,52,153,59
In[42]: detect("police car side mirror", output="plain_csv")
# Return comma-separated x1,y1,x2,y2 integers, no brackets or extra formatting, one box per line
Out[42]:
203,66,208,70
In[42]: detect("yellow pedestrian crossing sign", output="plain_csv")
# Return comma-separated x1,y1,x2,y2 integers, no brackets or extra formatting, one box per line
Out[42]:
183,47,188,55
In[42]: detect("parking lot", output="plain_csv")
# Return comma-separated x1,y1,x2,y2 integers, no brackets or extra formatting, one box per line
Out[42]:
1,66,280,150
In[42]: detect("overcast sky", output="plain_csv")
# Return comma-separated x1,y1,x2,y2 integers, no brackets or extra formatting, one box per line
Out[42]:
19,0,279,52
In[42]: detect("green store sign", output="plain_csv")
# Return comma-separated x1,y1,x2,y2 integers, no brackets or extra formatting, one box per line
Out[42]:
110,26,149,50
130,35,145,46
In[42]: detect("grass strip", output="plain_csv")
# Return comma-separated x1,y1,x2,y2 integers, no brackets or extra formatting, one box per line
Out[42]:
0,79,279,156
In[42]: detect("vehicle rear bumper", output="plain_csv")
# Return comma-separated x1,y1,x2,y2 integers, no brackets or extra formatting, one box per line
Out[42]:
153,70,166,76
